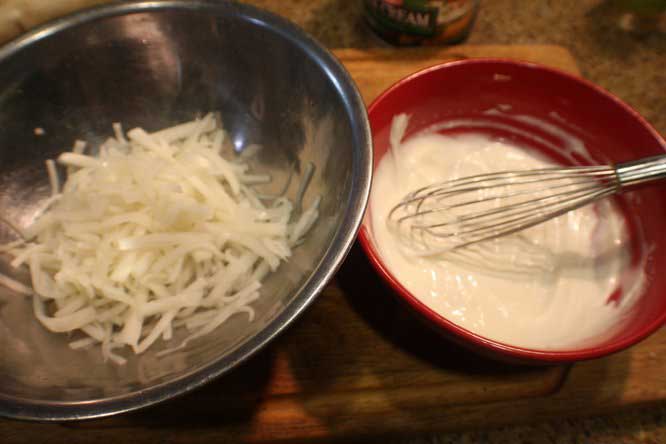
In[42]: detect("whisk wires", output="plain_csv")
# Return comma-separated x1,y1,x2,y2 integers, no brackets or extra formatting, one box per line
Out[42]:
388,165,621,254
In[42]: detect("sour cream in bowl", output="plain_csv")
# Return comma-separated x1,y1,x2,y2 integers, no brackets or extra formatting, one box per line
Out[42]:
359,59,666,364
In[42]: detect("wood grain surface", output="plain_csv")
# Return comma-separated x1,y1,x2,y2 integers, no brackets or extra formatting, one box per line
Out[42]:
3,45,665,444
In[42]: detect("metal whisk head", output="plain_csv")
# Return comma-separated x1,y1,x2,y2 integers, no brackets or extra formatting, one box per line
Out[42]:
388,155,666,254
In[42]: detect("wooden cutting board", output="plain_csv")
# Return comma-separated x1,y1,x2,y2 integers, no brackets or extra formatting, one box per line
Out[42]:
4,45,666,444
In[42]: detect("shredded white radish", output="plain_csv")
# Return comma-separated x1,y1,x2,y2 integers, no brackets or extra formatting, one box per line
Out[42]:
0,273,32,295
1,114,320,363
45,160,60,197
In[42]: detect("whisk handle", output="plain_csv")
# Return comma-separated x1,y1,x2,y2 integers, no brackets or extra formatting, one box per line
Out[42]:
615,155,666,189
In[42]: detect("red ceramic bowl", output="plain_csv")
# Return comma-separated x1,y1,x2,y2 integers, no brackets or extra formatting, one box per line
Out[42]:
359,59,666,364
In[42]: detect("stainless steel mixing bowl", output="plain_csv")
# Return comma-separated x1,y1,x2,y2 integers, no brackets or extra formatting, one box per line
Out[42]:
0,0,371,420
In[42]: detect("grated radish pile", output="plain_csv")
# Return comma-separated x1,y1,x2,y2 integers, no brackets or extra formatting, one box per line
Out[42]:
1,114,319,365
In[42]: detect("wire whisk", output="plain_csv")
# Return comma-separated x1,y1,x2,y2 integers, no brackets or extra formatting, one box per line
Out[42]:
388,155,666,254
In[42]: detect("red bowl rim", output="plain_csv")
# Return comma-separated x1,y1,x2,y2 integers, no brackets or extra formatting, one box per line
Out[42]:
360,57,666,363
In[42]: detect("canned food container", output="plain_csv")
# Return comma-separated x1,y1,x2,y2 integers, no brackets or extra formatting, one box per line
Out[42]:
363,0,480,46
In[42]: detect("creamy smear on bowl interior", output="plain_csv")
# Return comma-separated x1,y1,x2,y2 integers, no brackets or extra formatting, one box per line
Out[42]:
370,115,645,350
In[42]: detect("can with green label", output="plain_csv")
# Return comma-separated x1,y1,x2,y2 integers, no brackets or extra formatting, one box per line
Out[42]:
363,0,480,46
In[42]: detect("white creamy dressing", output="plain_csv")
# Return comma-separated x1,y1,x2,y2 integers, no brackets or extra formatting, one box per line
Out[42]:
370,115,645,350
